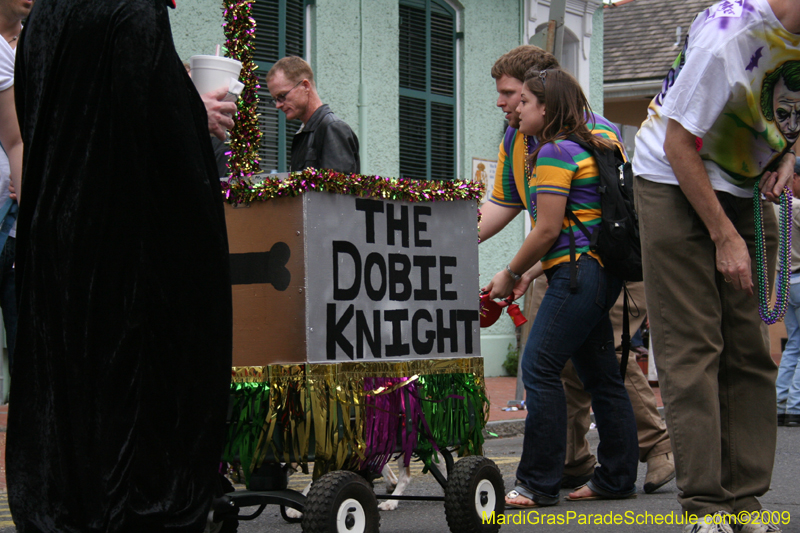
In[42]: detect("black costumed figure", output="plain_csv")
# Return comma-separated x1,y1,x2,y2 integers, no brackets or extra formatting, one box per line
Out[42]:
7,0,232,531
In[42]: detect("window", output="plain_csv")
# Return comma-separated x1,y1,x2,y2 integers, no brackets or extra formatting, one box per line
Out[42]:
252,0,309,172
399,0,457,180
533,23,580,79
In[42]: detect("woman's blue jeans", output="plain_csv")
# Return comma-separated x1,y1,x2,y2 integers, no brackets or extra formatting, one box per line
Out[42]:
516,255,638,501
777,279,800,416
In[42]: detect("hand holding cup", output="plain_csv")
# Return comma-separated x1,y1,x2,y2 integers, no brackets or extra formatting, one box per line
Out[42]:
201,87,237,141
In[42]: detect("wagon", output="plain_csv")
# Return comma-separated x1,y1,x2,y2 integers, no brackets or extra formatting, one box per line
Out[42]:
206,170,505,533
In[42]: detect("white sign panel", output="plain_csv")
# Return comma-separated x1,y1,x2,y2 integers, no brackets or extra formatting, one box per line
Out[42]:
304,193,480,362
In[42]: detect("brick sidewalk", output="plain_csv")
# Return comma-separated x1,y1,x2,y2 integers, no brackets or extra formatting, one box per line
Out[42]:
484,376,663,423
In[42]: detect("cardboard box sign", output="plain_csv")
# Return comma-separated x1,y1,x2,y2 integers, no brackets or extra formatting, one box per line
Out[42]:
225,191,481,366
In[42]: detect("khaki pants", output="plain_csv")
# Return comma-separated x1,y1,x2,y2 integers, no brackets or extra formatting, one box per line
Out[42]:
525,279,671,477
634,176,778,515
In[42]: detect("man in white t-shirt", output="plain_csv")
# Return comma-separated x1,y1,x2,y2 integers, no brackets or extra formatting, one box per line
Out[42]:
0,0,31,375
632,0,799,531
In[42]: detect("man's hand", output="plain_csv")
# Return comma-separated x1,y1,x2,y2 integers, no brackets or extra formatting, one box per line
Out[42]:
759,151,796,203
201,87,237,141
715,232,753,294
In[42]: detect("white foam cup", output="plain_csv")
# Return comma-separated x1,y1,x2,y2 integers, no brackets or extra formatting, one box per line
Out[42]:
190,55,243,96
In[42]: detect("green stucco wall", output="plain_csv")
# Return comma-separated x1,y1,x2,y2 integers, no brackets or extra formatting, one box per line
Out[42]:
314,0,400,178
168,1,226,62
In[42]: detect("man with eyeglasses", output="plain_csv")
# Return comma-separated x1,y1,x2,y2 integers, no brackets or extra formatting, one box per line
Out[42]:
266,56,360,174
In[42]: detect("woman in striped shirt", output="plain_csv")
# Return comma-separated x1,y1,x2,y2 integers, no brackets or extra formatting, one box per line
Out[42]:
484,68,638,508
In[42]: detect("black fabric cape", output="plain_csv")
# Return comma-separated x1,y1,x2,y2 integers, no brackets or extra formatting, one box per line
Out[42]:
7,1,233,531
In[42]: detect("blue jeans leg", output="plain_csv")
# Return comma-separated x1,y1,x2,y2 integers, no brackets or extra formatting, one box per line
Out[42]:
0,237,15,372
777,282,800,415
515,256,638,500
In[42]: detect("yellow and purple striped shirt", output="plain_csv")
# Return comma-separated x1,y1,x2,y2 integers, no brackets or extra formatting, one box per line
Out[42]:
489,114,624,270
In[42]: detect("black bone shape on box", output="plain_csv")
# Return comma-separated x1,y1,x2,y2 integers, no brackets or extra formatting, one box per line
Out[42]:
229,242,291,291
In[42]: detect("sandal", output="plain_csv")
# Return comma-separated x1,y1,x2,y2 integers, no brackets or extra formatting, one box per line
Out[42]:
505,489,541,509
505,484,558,508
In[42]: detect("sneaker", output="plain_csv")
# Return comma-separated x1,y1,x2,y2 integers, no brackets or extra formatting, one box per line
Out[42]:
684,512,734,533
644,452,676,493
730,511,782,533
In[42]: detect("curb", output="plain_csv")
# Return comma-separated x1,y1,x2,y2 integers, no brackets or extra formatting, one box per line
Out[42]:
483,419,525,439
483,406,665,440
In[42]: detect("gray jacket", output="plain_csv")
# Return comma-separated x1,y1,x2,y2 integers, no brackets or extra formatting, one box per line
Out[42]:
290,104,360,174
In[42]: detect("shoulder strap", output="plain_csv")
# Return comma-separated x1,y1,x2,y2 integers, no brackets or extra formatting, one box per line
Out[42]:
619,283,631,381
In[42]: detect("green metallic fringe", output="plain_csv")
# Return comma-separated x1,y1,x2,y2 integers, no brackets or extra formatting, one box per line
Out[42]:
415,372,489,471
222,380,270,485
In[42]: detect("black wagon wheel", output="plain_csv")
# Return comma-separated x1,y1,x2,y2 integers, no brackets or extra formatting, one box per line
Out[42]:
444,456,505,533
302,470,380,533
204,473,239,533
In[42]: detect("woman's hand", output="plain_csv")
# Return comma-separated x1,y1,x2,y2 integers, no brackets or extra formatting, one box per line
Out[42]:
484,268,518,300
501,263,543,301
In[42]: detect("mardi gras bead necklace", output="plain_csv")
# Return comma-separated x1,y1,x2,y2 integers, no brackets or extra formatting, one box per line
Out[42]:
522,135,537,222
754,182,792,325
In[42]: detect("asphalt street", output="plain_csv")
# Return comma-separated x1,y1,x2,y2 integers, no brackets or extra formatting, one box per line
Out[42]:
1,427,798,533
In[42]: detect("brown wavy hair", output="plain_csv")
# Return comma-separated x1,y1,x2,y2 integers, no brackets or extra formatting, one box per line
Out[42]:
524,68,614,166
491,45,560,82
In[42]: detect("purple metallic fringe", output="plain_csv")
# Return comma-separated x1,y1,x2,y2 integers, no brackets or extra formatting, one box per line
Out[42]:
360,377,422,472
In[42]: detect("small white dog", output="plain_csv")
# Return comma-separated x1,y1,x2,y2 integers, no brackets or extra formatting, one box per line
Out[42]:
284,453,447,518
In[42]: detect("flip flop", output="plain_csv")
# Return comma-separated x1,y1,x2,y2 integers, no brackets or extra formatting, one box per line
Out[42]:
565,484,637,502
504,489,542,509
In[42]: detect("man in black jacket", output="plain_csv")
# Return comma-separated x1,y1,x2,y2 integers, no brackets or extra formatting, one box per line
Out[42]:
266,56,360,174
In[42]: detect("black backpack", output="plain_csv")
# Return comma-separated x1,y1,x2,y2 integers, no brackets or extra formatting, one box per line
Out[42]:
563,134,643,379
564,134,642,284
